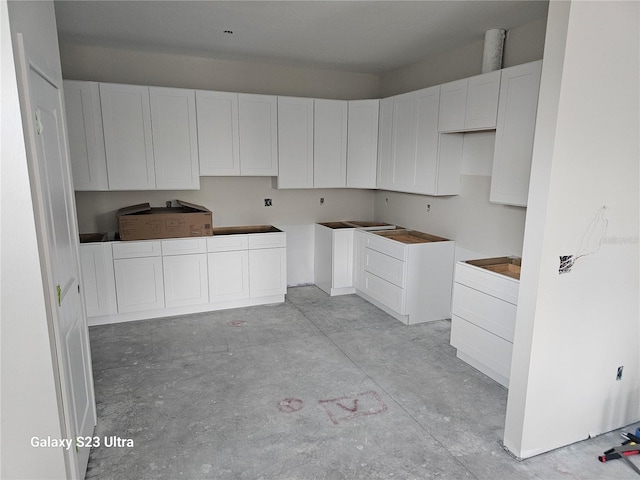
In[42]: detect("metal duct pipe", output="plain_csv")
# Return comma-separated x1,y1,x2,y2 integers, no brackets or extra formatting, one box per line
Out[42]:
482,28,506,73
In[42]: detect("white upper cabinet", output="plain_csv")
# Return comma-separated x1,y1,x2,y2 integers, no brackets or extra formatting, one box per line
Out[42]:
314,99,348,188
376,96,394,190
438,78,467,132
490,60,543,207
100,83,156,190
377,87,462,196
438,71,500,132
150,87,200,190
196,90,240,176
346,99,379,189
465,70,501,130
238,93,278,176
63,80,109,191
276,96,314,188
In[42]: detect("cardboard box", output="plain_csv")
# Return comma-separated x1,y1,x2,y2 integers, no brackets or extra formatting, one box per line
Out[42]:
117,200,213,241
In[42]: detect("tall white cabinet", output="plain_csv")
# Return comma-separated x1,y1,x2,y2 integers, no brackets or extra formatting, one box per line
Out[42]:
490,60,543,207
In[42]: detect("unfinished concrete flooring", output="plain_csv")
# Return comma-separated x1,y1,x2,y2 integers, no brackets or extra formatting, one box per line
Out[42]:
86,286,636,479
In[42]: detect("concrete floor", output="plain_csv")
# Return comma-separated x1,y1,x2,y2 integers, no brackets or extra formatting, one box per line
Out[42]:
86,286,638,479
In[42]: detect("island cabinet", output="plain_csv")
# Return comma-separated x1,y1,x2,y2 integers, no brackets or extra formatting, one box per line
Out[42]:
355,229,456,325
449,258,520,388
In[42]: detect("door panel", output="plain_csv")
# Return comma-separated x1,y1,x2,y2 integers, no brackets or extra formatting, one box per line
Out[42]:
28,63,96,478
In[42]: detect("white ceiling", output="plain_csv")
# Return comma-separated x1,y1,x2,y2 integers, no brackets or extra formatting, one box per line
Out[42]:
54,0,549,74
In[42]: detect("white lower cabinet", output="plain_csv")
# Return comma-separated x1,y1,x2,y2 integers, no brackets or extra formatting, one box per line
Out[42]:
84,231,286,324
249,248,287,298
355,230,455,325
114,256,165,313
449,260,520,388
163,254,209,308
208,250,250,302
314,223,355,296
79,243,117,317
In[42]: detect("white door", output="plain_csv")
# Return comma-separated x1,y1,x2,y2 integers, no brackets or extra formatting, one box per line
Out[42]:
24,55,96,478
114,257,165,313
391,92,417,189
376,97,394,189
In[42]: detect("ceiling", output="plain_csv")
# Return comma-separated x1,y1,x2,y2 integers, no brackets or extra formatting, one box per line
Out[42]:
54,0,549,74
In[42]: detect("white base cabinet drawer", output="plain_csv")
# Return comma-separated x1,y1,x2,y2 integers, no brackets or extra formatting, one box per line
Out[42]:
454,261,519,304
112,240,161,259
450,315,512,388
452,283,516,342
162,253,209,308
208,251,249,302
364,248,406,288
363,271,406,314
114,257,165,313
364,233,407,261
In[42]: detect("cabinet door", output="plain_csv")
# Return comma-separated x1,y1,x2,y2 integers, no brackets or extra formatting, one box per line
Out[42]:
100,83,155,190
413,86,440,194
163,253,208,307
196,90,240,176
465,70,501,130
208,251,250,302
314,99,347,188
150,87,200,189
376,97,394,190
346,99,379,189
249,248,287,297
332,229,354,289
490,60,542,206
79,244,117,317
63,80,109,191
390,91,417,189
114,256,164,313
238,94,278,176
438,78,467,132
276,96,314,188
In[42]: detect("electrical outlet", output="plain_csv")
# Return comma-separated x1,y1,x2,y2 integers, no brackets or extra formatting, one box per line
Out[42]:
320,197,324,205
617,366,624,381
427,204,431,213
385,198,389,206
264,198,272,207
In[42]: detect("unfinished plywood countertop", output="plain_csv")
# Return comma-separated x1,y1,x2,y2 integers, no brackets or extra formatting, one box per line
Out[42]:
211,225,282,235
372,229,450,244
465,257,521,280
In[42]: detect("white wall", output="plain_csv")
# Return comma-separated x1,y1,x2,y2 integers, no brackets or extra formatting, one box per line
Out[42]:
504,0,639,458
59,42,380,100
1,1,68,478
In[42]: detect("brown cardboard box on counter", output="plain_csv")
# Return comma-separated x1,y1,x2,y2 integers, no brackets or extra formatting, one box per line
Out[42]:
117,200,213,241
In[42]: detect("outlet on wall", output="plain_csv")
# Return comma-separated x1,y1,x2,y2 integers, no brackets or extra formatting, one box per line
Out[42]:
320,197,324,205
264,198,272,207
